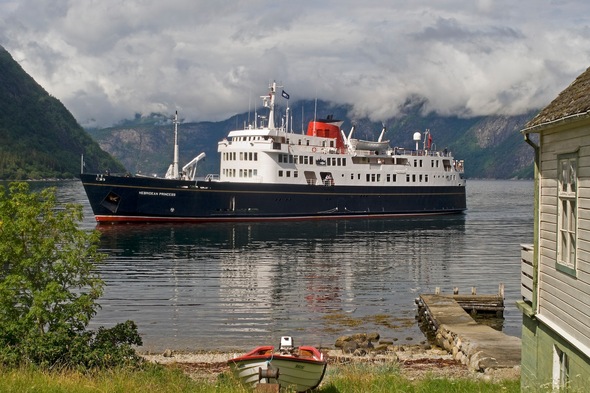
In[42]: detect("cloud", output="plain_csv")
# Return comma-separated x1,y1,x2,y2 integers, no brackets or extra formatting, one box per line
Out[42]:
1,0,590,126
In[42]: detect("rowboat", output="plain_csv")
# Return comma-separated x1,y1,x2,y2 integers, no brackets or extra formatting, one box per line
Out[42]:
228,336,327,392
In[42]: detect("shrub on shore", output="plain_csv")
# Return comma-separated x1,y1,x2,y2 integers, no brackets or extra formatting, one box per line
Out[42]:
0,183,142,370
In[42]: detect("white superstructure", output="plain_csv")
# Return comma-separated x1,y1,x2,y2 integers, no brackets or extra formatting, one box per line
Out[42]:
217,82,465,188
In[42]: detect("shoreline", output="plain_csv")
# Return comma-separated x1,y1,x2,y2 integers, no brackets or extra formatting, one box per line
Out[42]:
141,344,520,383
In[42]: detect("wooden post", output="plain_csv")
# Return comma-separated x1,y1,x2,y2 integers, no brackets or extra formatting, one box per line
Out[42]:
499,283,505,298
435,287,440,295
453,287,459,295
471,287,476,295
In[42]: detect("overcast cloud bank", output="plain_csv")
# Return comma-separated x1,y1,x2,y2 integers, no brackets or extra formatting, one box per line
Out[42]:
1,0,589,127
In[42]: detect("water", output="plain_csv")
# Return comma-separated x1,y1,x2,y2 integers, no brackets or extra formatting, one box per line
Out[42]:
51,179,533,352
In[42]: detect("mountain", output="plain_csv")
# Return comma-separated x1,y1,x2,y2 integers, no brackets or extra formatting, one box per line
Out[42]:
87,101,536,179
0,46,124,180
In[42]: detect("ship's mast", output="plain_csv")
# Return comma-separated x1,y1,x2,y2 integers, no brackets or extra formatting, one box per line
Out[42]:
262,82,278,130
172,111,179,179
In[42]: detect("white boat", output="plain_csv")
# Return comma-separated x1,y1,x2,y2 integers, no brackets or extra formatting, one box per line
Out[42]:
228,336,327,392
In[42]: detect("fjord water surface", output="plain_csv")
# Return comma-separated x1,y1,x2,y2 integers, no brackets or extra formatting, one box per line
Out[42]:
54,179,533,352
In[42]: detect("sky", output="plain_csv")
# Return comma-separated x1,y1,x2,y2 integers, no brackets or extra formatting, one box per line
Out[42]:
1,0,590,128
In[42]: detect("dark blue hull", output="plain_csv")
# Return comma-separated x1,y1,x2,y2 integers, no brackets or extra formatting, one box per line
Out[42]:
80,173,466,223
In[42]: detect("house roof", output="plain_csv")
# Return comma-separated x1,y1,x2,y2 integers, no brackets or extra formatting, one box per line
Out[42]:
524,66,590,131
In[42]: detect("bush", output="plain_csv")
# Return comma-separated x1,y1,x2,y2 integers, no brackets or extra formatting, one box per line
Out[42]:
0,182,142,370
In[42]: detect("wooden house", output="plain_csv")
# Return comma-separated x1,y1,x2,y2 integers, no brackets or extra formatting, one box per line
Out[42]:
518,67,590,390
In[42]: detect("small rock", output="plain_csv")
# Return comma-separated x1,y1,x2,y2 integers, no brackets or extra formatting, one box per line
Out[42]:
359,340,374,349
163,349,174,358
342,341,359,354
334,335,352,348
351,333,367,342
367,332,380,342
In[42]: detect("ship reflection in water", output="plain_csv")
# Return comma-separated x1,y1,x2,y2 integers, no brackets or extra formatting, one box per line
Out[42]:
89,214,500,352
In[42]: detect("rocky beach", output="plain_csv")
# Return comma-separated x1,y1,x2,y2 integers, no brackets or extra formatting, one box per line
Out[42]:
142,334,521,385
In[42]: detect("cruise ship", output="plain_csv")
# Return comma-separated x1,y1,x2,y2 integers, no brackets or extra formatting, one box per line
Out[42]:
80,82,466,223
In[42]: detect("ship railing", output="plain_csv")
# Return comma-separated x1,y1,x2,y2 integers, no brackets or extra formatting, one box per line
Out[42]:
205,174,220,182
521,244,534,304
391,148,448,157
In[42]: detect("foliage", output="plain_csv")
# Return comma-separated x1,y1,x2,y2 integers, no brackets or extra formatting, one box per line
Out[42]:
0,182,141,369
0,47,125,179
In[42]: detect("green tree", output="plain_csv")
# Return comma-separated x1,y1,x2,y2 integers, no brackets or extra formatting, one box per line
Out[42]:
0,182,142,369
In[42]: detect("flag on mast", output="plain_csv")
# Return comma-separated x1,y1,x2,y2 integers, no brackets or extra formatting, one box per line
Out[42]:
282,90,290,99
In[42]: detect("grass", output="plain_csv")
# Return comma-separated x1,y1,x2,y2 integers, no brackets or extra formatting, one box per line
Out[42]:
0,362,523,393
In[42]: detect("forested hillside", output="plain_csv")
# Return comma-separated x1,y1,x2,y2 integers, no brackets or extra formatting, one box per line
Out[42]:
0,46,124,180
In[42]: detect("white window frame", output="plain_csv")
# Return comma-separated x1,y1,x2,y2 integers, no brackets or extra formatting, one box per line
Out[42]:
556,152,578,275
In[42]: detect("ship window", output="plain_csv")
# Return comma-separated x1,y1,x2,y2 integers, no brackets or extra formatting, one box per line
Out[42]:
306,140,310,146
413,174,416,182
358,174,361,180
420,160,423,167
254,153,258,161
248,169,253,177
298,139,302,145
414,160,417,167
387,174,391,182
351,173,354,180
377,174,381,182
240,152,244,160
327,158,330,166
330,141,334,147
279,170,284,177
303,156,308,165
342,158,346,166
366,174,370,182
425,174,428,182
332,158,336,166
406,174,410,182
289,155,294,164
286,171,291,177
294,171,298,178
294,155,299,164
392,174,396,182
239,169,243,177
253,169,257,176
419,174,423,182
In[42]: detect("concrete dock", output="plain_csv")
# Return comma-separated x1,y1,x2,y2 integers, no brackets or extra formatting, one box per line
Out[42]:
417,294,521,372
